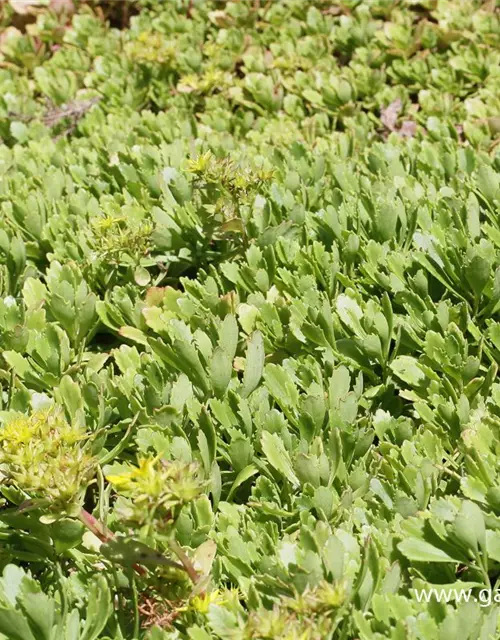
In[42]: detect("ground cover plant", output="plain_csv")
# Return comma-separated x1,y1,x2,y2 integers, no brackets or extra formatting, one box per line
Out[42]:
0,0,499,637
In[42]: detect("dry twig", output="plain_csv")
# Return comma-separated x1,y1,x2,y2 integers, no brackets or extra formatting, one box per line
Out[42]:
8,95,101,139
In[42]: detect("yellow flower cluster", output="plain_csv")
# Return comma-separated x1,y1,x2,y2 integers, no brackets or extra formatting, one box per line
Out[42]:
90,216,153,261
125,32,176,64
244,581,346,640
0,408,95,509
106,457,205,530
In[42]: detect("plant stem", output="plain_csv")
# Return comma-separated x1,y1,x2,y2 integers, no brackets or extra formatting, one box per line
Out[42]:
130,569,140,638
169,538,200,585
78,507,148,577
79,508,193,580
79,507,113,542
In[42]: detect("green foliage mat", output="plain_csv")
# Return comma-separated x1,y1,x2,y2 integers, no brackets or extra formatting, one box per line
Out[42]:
0,0,499,638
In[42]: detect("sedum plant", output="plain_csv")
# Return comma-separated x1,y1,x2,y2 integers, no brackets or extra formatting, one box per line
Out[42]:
0,0,498,639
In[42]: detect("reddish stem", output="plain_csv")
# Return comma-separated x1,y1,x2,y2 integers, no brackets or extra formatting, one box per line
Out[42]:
79,508,113,541
79,508,147,576
169,539,200,585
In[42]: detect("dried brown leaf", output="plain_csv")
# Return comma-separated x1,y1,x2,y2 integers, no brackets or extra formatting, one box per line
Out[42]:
50,0,74,13
381,98,402,132
8,0,42,15
400,120,417,137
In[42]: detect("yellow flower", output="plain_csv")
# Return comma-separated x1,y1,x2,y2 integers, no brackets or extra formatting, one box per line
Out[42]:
106,457,206,530
189,588,239,615
0,408,94,508
92,215,125,231
187,152,212,174
190,590,223,614
315,581,346,608
106,456,158,489
0,416,37,446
